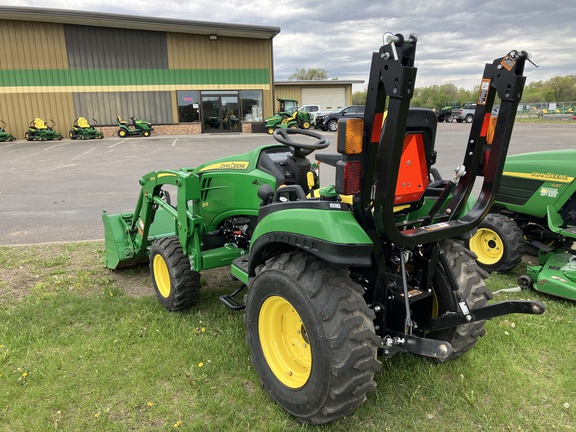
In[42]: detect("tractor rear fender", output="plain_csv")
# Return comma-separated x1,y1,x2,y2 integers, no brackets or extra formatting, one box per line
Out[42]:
248,202,373,276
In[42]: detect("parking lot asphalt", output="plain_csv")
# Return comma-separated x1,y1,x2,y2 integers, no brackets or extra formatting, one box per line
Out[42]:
2,122,575,245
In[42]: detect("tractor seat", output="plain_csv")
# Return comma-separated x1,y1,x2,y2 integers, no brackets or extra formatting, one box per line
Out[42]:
117,116,128,125
281,111,297,125
77,117,90,128
33,118,47,129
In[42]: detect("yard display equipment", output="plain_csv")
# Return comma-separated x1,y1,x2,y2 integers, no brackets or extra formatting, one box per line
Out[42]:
264,98,313,134
69,117,104,140
467,149,576,301
0,120,15,142
24,118,63,141
102,32,545,424
116,115,153,137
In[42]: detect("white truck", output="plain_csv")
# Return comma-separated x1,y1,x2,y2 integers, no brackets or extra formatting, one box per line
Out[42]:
298,104,330,125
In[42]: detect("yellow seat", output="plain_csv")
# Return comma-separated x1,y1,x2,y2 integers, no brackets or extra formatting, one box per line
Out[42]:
77,117,90,128
33,118,47,129
117,116,128,125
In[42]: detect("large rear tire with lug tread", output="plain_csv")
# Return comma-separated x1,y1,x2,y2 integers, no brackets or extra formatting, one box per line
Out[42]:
424,240,493,362
149,236,200,311
466,213,526,273
244,251,381,424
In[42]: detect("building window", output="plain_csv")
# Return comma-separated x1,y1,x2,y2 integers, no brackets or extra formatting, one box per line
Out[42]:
240,90,263,122
177,91,200,123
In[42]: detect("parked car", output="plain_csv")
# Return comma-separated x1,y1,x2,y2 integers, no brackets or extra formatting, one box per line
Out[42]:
315,105,365,131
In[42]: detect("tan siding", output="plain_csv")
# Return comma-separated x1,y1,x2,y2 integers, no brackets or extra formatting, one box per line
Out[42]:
274,87,302,104
167,33,271,69
0,92,74,139
0,20,68,70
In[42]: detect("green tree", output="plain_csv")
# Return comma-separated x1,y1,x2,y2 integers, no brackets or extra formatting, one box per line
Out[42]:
288,68,329,80
352,90,367,105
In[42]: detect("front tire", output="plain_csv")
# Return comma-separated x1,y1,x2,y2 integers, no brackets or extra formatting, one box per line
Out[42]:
149,236,200,311
245,251,381,424
424,240,493,362
466,213,526,273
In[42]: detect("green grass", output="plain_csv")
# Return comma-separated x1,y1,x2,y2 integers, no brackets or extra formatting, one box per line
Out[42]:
1,242,575,431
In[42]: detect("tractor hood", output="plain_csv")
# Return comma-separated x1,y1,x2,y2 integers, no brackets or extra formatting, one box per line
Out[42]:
503,149,576,183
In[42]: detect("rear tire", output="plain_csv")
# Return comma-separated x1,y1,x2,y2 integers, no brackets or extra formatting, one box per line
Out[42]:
465,114,474,123
245,251,381,424
118,129,128,138
424,240,493,362
149,236,200,311
467,213,526,273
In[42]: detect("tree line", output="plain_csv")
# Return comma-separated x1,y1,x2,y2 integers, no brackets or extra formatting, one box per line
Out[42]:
352,75,576,108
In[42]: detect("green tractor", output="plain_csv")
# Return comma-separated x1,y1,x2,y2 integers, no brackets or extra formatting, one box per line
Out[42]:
264,98,313,134
436,101,459,122
103,33,544,424
467,149,576,301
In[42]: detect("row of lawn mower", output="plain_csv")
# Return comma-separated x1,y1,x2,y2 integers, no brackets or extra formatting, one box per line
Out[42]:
0,115,154,142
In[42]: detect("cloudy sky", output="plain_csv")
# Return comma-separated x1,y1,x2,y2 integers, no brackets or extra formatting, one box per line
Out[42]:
3,0,576,90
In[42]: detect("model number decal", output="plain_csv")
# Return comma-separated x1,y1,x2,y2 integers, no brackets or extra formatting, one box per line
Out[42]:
540,187,559,198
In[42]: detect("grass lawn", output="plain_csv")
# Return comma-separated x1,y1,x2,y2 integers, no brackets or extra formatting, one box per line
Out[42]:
0,242,574,431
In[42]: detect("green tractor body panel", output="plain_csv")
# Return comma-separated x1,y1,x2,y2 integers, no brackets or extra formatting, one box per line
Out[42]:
239,203,373,281
496,149,576,219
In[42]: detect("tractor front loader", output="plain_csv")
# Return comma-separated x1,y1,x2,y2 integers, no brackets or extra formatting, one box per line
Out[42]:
103,32,544,424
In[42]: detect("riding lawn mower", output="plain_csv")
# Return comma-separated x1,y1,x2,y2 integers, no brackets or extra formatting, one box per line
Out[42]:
69,117,104,140
117,115,153,137
25,118,63,141
0,120,15,142
102,32,544,424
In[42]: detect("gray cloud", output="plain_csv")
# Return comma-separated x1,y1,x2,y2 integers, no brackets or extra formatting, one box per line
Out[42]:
4,0,576,90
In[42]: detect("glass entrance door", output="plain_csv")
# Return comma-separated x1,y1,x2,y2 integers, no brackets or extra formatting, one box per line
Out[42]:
201,95,240,132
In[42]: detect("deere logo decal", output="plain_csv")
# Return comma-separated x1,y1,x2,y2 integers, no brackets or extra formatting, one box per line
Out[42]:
199,161,249,172
503,171,574,184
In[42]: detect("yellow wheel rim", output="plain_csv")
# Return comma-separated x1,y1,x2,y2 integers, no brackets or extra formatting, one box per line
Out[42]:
469,227,504,265
153,254,171,298
267,128,275,135
259,296,312,388
302,121,310,129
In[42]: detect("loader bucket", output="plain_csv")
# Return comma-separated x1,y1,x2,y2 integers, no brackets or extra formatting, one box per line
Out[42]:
102,208,177,269
102,211,145,269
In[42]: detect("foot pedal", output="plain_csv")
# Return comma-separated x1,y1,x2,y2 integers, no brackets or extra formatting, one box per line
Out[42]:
219,284,246,311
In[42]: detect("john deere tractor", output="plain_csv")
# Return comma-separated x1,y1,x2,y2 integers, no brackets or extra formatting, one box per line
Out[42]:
264,98,313,134
103,32,544,424
467,149,576,301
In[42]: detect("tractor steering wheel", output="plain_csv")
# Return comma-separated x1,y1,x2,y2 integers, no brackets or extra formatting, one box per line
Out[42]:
272,128,329,157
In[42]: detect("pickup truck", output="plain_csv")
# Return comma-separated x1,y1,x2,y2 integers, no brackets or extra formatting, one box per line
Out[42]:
451,102,477,123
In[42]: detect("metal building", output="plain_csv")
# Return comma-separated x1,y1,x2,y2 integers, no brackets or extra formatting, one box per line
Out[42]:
0,7,280,137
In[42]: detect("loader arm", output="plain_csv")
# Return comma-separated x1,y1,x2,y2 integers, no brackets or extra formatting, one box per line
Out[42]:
102,169,204,269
